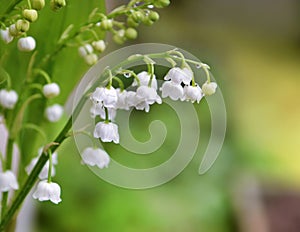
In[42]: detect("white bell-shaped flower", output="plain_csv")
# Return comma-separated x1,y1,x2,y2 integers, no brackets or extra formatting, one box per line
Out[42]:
25,150,58,180
0,28,14,44
93,121,119,144
18,36,36,52
42,83,60,98
164,67,193,85
115,89,132,110
182,85,203,103
0,89,18,109
132,71,158,90
45,104,64,122
78,44,93,57
125,91,138,108
92,40,106,53
0,170,19,192
202,81,217,96
136,86,162,104
90,87,118,108
90,104,116,120
32,180,62,204
160,81,184,100
82,147,110,169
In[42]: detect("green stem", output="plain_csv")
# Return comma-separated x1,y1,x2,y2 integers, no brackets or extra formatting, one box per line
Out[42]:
1,138,14,220
112,76,124,90
104,107,109,123
27,0,32,9
47,151,52,183
147,63,154,87
33,69,52,83
0,94,87,231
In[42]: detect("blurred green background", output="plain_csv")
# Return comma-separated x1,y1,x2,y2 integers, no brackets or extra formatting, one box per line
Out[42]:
2,0,300,231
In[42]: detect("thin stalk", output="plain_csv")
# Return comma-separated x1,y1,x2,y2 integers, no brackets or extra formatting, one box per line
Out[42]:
1,138,14,219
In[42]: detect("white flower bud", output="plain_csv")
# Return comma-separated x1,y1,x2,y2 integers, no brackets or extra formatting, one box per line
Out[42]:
0,170,19,192
92,40,106,53
78,44,93,57
0,89,18,109
202,82,218,96
18,36,36,52
45,104,63,122
33,180,62,204
81,147,110,169
84,53,98,66
42,83,60,98
0,28,14,44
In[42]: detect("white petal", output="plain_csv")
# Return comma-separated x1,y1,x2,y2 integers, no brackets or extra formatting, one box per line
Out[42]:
90,87,117,108
164,67,193,85
45,104,64,122
0,170,19,192
82,147,110,169
0,89,18,109
33,180,62,204
133,71,158,90
42,83,60,98
94,122,119,144
161,81,184,100
18,36,36,52
183,85,203,103
202,82,217,96
0,28,14,44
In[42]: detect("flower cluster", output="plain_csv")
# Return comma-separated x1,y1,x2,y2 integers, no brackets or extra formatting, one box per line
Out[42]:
82,59,217,170
0,0,66,52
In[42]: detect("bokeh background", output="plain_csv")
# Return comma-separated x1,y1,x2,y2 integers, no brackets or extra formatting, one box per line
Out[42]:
2,0,299,231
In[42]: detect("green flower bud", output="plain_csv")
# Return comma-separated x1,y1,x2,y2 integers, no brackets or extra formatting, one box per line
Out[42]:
16,19,30,33
149,11,159,22
9,24,21,37
131,11,144,23
100,19,113,31
23,9,38,22
127,16,139,28
142,18,154,26
154,0,170,8
125,28,138,40
30,0,45,10
113,34,125,45
50,0,66,11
